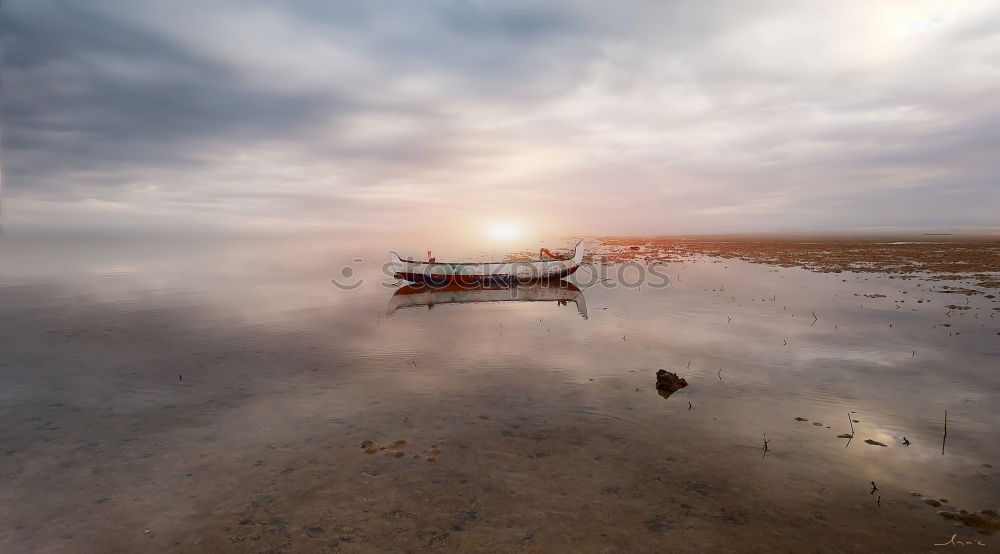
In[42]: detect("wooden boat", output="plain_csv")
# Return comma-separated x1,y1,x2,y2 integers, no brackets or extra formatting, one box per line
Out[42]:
391,241,585,285
386,280,587,319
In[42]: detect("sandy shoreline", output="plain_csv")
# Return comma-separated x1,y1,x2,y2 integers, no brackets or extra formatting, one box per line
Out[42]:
590,237,1000,292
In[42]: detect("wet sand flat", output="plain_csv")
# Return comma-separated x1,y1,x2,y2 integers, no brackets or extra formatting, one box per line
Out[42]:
1,234,998,553
592,236,1000,290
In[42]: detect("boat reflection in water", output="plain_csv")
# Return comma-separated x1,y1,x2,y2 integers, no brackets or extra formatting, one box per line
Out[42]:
387,280,587,319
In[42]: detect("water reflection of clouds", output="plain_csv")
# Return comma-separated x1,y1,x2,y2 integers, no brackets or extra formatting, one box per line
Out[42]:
3,237,998,522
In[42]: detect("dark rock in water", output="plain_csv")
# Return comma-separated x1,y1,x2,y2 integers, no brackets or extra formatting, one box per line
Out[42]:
924,499,942,507
794,417,808,422
629,246,641,251
938,509,1000,534
864,439,888,447
654,370,688,398
837,434,854,439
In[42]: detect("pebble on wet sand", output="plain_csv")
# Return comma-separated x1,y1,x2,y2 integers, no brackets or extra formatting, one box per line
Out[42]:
655,370,688,396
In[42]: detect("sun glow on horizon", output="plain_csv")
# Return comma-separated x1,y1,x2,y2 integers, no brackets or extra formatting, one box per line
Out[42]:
489,222,520,240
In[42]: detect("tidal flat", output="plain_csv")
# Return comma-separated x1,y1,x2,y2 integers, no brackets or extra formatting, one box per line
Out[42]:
1,234,998,553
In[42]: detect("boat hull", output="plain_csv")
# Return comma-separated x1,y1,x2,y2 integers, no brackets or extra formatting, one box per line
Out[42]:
393,264,579,285
390,242,586,285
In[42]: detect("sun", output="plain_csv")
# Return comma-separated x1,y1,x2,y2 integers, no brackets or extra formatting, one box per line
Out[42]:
489,222,519,239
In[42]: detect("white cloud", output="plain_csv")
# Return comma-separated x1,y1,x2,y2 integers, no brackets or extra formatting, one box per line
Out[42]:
3,0,999,233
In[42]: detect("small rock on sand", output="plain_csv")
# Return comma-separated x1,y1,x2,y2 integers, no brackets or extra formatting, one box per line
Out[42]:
837,434,854,439
795,417,808,422
655,370,688,395
864,439,888,447
924,499,941,507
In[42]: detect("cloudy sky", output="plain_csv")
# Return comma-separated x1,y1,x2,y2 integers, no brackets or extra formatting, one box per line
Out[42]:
3,0,999,236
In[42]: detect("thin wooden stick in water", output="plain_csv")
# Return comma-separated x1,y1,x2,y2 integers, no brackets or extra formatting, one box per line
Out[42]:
942,410,948,455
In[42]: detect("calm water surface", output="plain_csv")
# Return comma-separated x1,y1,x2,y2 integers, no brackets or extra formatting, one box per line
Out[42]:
1,233,997,553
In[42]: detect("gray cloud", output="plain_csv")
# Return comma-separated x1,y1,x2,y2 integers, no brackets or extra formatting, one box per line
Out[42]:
2,0,999,234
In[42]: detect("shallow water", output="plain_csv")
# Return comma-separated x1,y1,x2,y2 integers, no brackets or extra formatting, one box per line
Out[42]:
1,234,998,553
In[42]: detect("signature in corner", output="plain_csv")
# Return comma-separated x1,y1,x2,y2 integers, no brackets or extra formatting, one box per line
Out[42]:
934,533,987,546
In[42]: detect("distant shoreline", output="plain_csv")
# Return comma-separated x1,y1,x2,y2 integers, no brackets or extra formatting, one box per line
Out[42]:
581,237,1000,293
